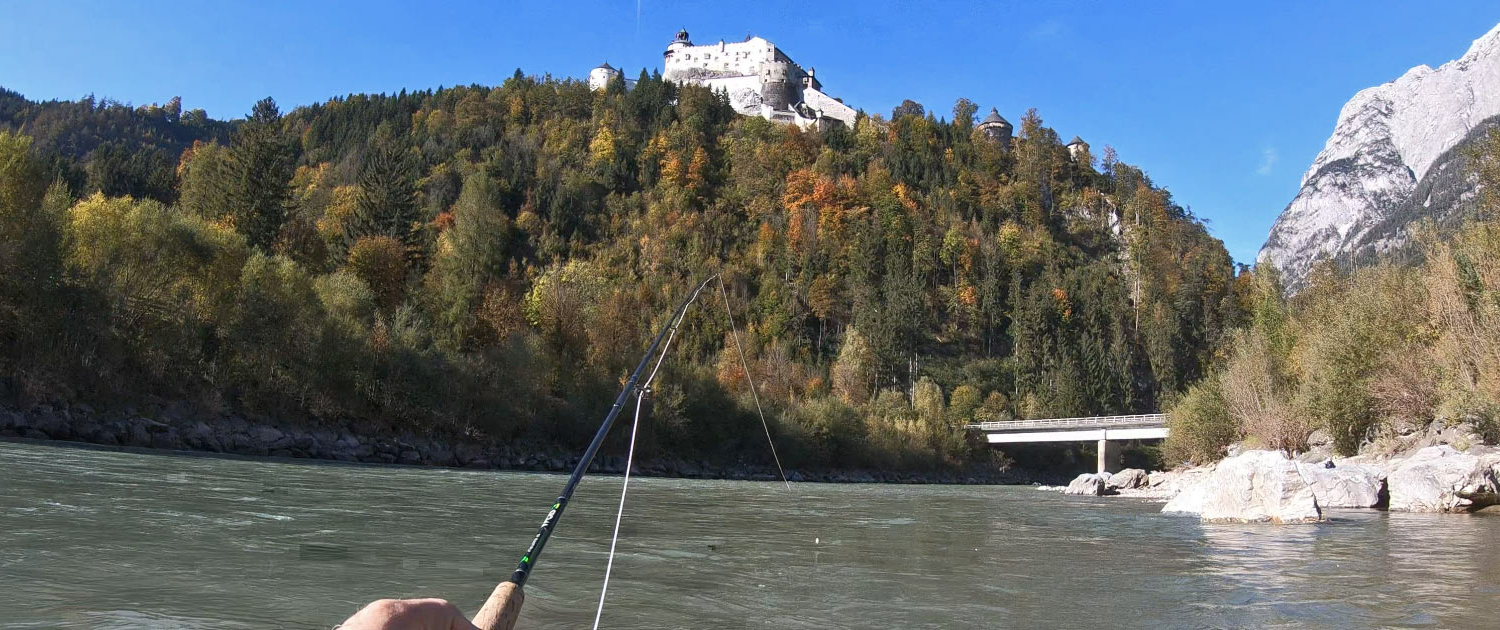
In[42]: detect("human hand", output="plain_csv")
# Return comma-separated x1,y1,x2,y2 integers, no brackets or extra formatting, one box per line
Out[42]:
337,598,481,630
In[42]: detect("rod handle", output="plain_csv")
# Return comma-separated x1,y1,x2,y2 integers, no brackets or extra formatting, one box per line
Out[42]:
473,581,524,630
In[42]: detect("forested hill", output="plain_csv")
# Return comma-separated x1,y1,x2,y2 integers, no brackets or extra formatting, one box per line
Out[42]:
0,72,1243,471
0,87,232,202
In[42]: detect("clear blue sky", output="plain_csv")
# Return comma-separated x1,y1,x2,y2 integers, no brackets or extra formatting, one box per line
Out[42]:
4,1,1500,263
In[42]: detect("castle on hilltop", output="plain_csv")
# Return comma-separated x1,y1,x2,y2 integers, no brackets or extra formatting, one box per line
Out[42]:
586,29,1090,153
589,29,858,130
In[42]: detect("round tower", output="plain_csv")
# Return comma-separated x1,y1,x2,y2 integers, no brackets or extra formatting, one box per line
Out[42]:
1067,135,1090,160
761,61,794,111
588,62,621,91
667,28,692,53
977,108,1014,147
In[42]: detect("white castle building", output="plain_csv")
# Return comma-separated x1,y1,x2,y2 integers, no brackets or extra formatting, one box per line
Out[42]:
589,29,858,130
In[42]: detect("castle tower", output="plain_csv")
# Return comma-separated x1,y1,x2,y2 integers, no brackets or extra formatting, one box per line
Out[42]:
588,62,622,91
802,67,822,91
1066,136,1090,161
666,28,692,54
761,60,794,111
977,108,1013,147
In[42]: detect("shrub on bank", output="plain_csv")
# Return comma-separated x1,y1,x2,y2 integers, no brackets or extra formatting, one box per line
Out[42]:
1164,376,1236,465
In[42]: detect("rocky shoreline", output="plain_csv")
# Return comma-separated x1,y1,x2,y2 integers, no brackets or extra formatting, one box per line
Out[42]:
0,402,1036,485
1045,421,1500,522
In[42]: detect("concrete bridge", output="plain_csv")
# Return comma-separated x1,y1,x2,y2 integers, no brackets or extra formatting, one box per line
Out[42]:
966,414,1169,474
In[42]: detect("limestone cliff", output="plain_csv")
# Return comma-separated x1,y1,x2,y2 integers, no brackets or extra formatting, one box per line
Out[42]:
1260,23,1500,290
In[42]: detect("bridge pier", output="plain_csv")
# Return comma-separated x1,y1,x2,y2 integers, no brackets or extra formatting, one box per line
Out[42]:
1097,437,1120,475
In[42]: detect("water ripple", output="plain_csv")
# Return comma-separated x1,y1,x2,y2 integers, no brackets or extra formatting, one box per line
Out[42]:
2,441,1499,629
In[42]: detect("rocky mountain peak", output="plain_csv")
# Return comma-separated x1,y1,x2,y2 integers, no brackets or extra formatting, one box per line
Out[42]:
1261,22,1500,290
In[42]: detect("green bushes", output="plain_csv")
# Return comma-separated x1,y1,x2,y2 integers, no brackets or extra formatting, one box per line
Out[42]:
789,396,864,467
1164,376,1236,465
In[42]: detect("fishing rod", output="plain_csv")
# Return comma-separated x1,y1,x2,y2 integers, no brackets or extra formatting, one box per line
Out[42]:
473,275,721,630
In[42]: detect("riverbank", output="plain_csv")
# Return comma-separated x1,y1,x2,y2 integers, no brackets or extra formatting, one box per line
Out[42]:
1046,419,1500,521
0,402,1040,485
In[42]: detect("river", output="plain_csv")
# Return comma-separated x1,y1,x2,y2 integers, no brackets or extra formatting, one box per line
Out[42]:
3,441,1499,629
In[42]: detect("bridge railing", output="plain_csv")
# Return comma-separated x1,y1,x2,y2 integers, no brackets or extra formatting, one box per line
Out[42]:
966,413,1168,432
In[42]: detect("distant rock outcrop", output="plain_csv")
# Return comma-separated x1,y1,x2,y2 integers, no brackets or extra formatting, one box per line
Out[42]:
1261,23,1500,291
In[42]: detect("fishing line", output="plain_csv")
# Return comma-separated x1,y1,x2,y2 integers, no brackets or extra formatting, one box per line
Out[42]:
717,276,791,491
590,388,646,630
591,276,700,629
589,275,791,628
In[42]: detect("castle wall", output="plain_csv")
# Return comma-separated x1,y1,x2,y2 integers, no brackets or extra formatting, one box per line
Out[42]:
663,37,778,82
801,87,856,127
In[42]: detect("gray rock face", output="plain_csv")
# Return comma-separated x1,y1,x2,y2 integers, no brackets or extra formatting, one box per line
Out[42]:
1064,473,1109,496
1387,445,1500,512
1106,468,1148,490
249,425,284,448
1162,450,1322,523
1261,24,1500,291
454,443,483,466
1297,461,1387,508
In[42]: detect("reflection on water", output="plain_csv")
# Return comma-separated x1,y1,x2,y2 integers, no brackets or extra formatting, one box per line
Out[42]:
2,440,1499,629
1192,511,1500,628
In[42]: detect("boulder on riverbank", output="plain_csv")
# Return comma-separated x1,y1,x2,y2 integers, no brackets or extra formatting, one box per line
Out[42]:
1106,468,1148,490
1296,460,1388,509
1063,473,1110,496
1386,445,1500,513
1162,450,1322,523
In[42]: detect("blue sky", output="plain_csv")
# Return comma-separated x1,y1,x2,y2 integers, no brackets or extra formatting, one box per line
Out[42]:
3,1,1500,263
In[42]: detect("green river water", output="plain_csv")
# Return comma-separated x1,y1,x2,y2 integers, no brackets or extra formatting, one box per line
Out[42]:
2,440,1499,629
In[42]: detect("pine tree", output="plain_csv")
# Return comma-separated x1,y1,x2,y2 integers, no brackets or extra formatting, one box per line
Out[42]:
343,131,421,267
227,97,295,251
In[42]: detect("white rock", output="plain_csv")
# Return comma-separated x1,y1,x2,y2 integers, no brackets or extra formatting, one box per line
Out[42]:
1063,473,1109,496
1386,445,1500,512
1106,468,1149,490
1297,461,1387,508
1162,450,1322,523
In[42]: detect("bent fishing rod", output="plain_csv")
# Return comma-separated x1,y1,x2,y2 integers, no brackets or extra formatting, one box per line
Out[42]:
473,275,721,630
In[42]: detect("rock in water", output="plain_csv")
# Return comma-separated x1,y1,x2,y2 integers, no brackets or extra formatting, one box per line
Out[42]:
1297,461,1388,508
1386,445,1500,513
1063,473,1109,496
1106,468,1148,490
1162,451,1322,523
